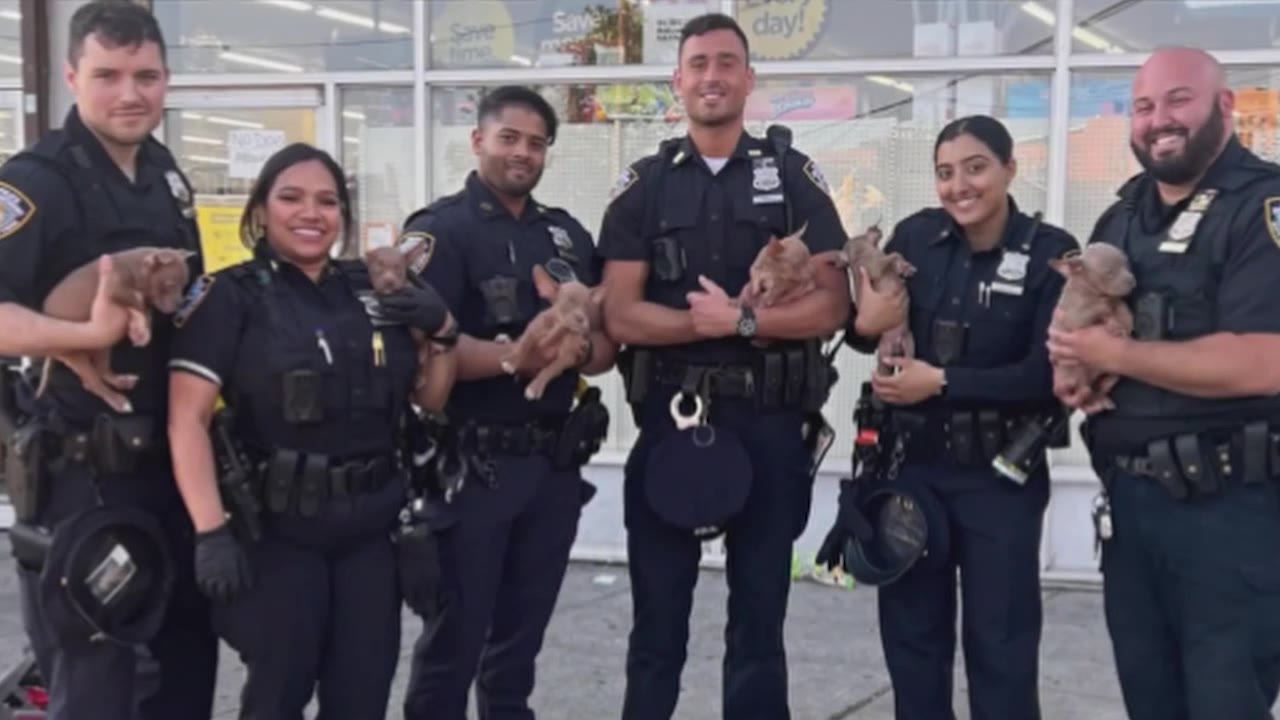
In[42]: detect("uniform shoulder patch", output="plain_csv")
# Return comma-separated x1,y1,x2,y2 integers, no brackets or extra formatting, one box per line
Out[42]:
609,166,640,202
173,274,215,329
803,159,831,195
0,181,35,241
397,231,436,275
1266,196,1280,249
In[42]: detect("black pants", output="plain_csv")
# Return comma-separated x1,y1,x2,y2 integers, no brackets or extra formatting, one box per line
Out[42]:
1101,467,1280,720
620,394,814,720
213,477,404,720
16,458,218,720
403,454,587,720
876,460,1049,720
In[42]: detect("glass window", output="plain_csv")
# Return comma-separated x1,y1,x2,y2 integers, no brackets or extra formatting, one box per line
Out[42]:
1073,0,1280,53
432,74,1051,455
0,1,18,80
735,0,1054,61
428,0,719,69
340,86,416,254
153,0,414,73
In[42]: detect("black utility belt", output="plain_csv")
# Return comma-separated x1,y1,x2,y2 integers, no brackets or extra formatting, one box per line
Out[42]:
257,449,395,517
900,409,1049,467
1113,421,1280,500
48,413,158,478
623,346,827,411
455,419,563,457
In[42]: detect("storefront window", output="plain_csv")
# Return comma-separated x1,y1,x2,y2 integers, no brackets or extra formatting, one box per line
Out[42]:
428,0,719,69
735,0,1055,62
432,74,1050,454
0,1,18,80
153,0,414,73
1073,0,1280,54
340,86,416,254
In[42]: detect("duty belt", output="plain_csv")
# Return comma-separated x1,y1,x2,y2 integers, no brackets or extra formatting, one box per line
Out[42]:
1112,421,1280,499
260,449,396,517
652,360,757,399
458,420,562,456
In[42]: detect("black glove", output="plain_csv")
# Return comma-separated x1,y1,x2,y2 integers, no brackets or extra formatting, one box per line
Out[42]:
814,478,876,571
194,524,253,604
376,279,449,336
395,516,445,619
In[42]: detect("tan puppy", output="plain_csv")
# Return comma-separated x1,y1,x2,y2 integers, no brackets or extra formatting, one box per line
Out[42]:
500,264,605,401
363,245,455,400
1048,243,1136,413
831,224,916,376
740,222,816,308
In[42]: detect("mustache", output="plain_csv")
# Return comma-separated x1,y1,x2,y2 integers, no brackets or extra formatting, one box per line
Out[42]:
1144,125,1188,145
697,84,727,95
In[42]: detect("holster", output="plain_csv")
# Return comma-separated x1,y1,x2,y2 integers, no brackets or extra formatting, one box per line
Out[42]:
5,421,49,523
620,347,651,407
553,387,610,471
8,522,52,572
90,414,155,477
1146,437,1189,500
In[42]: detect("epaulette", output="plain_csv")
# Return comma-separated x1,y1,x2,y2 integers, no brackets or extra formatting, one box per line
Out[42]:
403,191,465,230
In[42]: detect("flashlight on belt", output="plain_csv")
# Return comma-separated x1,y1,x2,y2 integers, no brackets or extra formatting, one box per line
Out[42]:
993,410,1068,485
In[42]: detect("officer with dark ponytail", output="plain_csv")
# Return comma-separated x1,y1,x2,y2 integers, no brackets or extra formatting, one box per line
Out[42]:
822,114,1079,720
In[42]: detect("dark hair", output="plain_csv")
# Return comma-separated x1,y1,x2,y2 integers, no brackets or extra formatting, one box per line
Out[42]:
477,86,559,145
678,13,750,62
934,115,1014,165
239,143,354,255
68,1,167,67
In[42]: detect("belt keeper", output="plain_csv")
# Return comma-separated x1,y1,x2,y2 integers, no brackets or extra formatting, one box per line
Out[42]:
763,355,782,408
950,412,974,466
1242,422,1268,485
784,350,804,406
1174,433,1216,495
978,410,1002,461
1147,438,1188,500
298,454,327,517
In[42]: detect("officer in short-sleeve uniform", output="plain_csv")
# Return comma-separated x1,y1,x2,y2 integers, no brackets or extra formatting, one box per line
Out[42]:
843,198,1077,720
401,170,606,720
0,106,216,720
598,129,845,719
1084,134,1280,720
167,241,420,717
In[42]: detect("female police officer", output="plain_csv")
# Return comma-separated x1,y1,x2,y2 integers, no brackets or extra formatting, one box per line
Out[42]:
164,143,454,718
827,115,1077,720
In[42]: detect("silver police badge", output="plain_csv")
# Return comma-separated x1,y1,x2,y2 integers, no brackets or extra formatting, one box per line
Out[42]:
752,158,781,192
996,251,1029,282
1160,210,1201,253
549,225,572,252
165,170,194,218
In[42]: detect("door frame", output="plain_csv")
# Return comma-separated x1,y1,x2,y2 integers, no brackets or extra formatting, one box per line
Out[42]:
157,85,332,159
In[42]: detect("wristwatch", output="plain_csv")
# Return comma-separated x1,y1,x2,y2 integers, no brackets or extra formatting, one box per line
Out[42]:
736,305,757,339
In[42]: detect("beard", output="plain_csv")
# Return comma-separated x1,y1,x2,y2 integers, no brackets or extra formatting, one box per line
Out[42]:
1130,103,1226,185
484,158,542,197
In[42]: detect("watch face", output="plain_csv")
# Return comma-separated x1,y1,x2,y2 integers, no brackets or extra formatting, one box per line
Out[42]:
738,314,757,337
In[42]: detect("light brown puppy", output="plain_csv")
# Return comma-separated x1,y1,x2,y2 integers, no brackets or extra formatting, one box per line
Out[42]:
500,264,605,401
740,222,816,308
831,224,916,376
363,244,455,401
38,247,193,413
1048,243,1136,413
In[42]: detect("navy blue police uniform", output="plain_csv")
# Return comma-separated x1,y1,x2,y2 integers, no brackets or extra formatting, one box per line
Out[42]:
849,199,1077,720
401,170,604,720
1084,135,1280,720
168,241,420,718
597,130,845,720
0,106,216,720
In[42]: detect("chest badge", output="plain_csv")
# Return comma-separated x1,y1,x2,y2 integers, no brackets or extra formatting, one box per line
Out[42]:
165,170,195,219
1264,196,1280,249
751,156,783,206
1160,188,1217,254
548,225,579,263
991,250,1030,296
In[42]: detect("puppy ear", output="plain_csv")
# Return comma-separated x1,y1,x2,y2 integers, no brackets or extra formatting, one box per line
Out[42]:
532,263,559,301
765,236,784,255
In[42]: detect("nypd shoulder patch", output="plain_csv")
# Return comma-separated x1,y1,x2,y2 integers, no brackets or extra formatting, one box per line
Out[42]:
1266,196,1280,249
173,274,215,329
0,181,35,241
610,166,639,202
397,231,436,275
804,159,832,195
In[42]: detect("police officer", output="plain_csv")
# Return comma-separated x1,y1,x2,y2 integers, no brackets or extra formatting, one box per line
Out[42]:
166,142,452,717
598,14,850,720
823,115,1078,720
0,4,217,718
400,85,616,720
1049,47,1280,720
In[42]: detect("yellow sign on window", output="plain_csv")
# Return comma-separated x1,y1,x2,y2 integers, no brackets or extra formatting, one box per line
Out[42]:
195,202,251,274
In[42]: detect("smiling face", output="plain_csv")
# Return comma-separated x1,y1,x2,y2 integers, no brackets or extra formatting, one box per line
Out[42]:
1129,48,1232,187
673,28,754,129
254,159,342,268
65,33,168,150
472,103,548,198
934,132,1016,231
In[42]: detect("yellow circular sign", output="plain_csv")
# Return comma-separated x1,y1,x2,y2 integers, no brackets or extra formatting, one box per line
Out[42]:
738,0,828,61
431,1,517,68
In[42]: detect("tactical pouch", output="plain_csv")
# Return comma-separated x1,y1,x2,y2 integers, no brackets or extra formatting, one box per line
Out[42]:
978,411,1004,462
1242,422,1269,485
1174,433,1217,495
651,237,685,282
266,449,298,514
623,349,651,406
6,423,48,523
297,454,328,518
762,354,783,409
1146,438,1189,500
784,349,804,407
281,369,324,424
91,414,154,477
949,412,975,466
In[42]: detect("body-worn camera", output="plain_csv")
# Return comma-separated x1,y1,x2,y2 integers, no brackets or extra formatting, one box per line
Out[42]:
480,277,520,329
1133,292,1167,340
282,369,324,424
651,237,685,282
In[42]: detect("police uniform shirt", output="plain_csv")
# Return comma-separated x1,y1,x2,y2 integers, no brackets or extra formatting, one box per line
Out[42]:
596,130,845,364
167,244,418,459
0,106,201,421
872,198,1078,412
400,170,600,424
1088,135,1280,450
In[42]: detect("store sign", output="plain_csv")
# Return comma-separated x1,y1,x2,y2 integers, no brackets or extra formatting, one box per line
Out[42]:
739,0,829,60
227,129,285,180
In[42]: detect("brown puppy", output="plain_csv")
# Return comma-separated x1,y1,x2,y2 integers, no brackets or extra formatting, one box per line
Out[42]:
363,244,452,396
831,224,916,375
740,222,816,308
1048,243,1136,413
38,247,193,413
500,264,605,401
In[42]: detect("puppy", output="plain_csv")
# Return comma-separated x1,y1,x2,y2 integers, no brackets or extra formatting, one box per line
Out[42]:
363,245,452,395
740,222,816,308
500,264,605,401
831,224,916,376
1048,243,1136,413
38,247,193,413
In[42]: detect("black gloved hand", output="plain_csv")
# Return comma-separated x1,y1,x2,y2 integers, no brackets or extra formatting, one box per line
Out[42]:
376,279,449,336
194,524,253,604
814,478,876,571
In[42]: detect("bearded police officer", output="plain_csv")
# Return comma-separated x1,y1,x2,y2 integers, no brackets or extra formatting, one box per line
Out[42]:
598,14,850,720
0,4,216,720
1049,46,1280,720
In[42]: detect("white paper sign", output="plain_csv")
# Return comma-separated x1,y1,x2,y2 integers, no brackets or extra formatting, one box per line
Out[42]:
227,129,286,179
644,2,706,65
